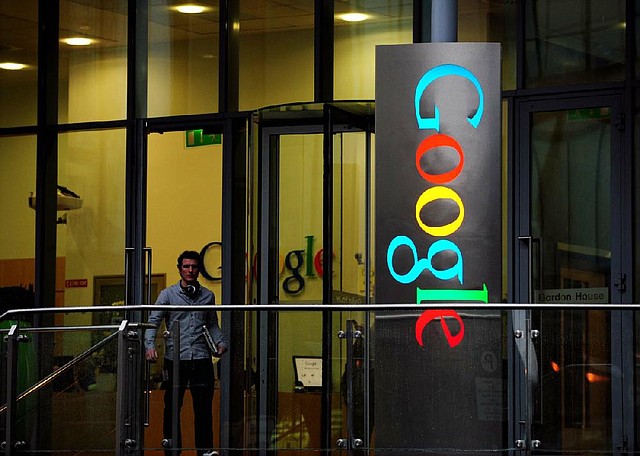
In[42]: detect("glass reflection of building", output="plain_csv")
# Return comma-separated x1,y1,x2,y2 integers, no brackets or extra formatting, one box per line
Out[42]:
1,1,640,456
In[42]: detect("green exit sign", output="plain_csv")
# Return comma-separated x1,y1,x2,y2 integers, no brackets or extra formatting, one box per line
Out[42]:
185,129,222,147
567,107,610,121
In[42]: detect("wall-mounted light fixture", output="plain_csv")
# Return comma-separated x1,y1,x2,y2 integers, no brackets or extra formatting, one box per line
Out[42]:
29,185,83,224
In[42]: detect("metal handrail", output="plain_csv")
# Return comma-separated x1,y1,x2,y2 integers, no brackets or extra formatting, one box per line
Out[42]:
1,300,638,324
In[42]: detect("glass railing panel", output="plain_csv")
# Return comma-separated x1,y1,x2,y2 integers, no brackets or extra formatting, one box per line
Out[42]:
531,309,613,455
0,306,630,456
0,316,121,454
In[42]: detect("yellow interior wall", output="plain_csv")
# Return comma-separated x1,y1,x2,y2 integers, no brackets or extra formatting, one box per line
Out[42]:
146,131,223,301
0,136,37,260
334,23,412,100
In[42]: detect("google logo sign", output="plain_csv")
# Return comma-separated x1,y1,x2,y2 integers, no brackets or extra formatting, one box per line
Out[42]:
385,63,490,349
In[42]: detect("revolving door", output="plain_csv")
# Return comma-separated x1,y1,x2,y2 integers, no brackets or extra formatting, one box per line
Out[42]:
249,102,375,456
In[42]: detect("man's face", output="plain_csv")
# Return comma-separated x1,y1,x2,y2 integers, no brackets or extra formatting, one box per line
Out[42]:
179,258,200,284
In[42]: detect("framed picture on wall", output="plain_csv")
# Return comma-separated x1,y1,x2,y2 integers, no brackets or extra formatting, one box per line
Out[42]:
93,274,166,326
293,356,323,390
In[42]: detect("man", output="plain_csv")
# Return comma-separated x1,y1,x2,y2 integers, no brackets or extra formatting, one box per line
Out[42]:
144,250,228,456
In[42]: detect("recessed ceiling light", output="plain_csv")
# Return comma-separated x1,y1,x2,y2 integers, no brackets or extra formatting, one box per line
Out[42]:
0,62,27,70
339,13,369,22
63,37,93,46
175,4,207,14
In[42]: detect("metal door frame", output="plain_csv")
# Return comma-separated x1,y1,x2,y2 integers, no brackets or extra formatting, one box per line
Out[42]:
511,93,632,456
126,113,250,456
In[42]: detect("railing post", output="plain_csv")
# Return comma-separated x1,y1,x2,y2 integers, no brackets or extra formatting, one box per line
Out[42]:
171,321,181,456
116,320,138,456
3,325,19,456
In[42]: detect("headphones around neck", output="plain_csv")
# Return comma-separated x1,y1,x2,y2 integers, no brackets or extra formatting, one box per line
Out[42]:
181,282,201,298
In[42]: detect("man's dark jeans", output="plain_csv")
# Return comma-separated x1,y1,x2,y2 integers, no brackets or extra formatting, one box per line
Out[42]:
163,358,215,456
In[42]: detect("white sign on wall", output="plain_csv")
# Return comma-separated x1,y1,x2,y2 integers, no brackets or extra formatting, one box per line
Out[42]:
535,287,609,304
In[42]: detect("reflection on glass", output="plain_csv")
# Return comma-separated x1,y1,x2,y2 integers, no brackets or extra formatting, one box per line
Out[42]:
530,108,613,451
239,2,314,110
149,1,219,116
60,0,128,122
531,109,611,297
459,0,516,90
533,310,612,451
525,0,625,87
0,0,38,127
334,0,412,100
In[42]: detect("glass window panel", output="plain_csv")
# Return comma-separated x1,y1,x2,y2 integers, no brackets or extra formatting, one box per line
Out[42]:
530,109,611,294
279,134,323,302
333,131,369,298
239,1,314,110
459,0,516,90
149,1,219,117
56,129,126,425
0,1,38,127
57,129,126,307
525,0,625,88
0,136,36,297
146,131,223,302
60,0,128,123
334,0,412,100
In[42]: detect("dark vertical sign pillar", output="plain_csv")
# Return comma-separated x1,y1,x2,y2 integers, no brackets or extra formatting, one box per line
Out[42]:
374,43,502,451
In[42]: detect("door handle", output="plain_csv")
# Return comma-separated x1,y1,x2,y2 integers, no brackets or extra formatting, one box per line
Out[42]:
518,236,542,303
144,247,153,304
124,247,134,305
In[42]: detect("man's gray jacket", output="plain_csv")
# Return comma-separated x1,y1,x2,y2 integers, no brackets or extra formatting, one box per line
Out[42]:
144,281,227,360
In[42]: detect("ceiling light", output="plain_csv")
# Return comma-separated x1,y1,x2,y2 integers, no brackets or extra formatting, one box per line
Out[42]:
0,62,27,70
63,37,93,46
175,4,207,14
339,13,369,22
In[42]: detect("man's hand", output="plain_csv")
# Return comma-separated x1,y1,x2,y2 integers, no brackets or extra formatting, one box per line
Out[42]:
214,344,227,357
146,348,158,362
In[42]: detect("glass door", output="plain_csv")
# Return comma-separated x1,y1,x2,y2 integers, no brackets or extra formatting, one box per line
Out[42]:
254,103,374,456
141,115,254,456
515,96,630,454
328,107,374,456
